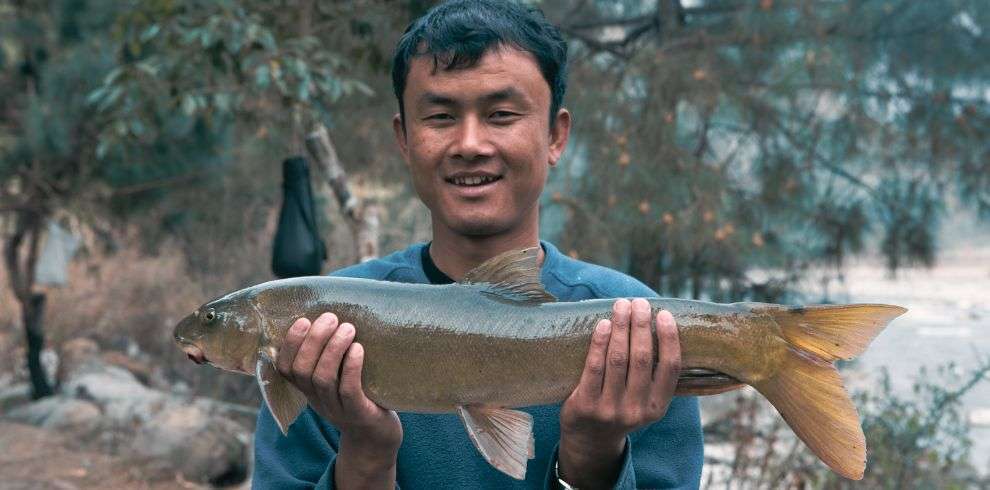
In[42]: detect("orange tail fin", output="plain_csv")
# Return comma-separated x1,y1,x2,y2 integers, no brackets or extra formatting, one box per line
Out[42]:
749,304,906,480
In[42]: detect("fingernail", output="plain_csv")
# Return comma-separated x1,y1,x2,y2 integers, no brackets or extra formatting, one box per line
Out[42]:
596,320,611,335
340,323,354,337
292,319,309,334
634,299,649,312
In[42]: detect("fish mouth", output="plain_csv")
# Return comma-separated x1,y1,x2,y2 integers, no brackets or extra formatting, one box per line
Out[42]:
179,342,208,365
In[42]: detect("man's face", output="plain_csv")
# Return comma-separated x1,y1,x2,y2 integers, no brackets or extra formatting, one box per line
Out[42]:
393,47,570,238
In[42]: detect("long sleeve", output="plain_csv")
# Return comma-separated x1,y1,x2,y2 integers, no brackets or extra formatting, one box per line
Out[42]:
542,397,703,489
252,405,340,489
624,397,704,489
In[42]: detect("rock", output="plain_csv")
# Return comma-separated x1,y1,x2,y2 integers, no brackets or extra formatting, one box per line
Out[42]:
101,350,156,386
57,338,100,384
60,356,167,427
4,396,101,431
41,347,59,388
0,382,31,412
7,337,254,487
130,404,250,485
0,421,201,489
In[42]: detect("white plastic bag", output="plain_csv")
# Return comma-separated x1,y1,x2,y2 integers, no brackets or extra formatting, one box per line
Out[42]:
34,220,80,287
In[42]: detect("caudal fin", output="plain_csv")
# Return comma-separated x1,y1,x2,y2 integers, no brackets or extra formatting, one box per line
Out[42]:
771,304,906,361
749,304,906,480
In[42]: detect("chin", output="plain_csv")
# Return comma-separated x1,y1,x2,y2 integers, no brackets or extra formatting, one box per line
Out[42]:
446,215,515,237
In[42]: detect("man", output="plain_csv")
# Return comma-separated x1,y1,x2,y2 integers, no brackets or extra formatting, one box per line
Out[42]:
252,1,703,488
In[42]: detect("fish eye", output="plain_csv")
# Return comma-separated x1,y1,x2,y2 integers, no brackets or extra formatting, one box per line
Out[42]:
204,310,216,322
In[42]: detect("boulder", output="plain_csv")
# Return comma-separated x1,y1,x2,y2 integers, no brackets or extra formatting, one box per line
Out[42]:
130,403,250,485
4,396,101,431
3,338,253,487
0,382,31,412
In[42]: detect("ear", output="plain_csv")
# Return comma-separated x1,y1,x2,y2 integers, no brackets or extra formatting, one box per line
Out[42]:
392,112,410,164
548,108,571,167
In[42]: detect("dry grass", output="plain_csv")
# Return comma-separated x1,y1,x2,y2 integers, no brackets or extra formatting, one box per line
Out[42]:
0,190,429,406
0,223,278,406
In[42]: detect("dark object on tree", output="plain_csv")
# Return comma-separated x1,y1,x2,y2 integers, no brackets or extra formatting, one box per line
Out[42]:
271,157,326,278
4,210,55,399
24,293,53,399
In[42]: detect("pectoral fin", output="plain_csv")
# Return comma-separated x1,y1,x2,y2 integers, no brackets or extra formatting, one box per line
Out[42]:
457,405,534,480
256,356,308,435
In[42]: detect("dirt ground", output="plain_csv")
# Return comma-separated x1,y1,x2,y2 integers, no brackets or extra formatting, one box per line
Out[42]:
0,422,221,490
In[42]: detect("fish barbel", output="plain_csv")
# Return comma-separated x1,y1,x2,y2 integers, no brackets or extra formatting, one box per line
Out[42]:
174,248,905,480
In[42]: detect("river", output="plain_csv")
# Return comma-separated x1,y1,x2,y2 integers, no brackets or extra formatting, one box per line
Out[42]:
810,242,990,475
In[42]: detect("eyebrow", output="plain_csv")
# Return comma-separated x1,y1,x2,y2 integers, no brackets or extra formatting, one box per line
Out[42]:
418,87,527,107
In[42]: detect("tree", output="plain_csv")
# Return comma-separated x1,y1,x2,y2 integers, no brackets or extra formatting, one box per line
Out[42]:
0,0,437,399
541,0,989,300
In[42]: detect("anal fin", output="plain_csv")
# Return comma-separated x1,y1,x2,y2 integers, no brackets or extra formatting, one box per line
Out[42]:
457,405,534,480
256,356,308,435
675,368,745,396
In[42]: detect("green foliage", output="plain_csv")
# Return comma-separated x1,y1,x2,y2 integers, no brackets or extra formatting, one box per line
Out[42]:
87,0,376,157
844,364,985,489
704,362,989,488
545,0,990,300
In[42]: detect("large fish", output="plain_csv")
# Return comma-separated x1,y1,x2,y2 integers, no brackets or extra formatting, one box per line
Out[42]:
174,248,904,480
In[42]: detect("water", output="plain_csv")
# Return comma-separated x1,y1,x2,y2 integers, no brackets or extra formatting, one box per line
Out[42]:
804,244,990,474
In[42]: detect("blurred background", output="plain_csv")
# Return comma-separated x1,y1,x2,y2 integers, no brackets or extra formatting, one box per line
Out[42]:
1,0,988,488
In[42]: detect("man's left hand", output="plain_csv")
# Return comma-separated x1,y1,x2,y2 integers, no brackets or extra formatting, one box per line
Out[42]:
558,298,681,488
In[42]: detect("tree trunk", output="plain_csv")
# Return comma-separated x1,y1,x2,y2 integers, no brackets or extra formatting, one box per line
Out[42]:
4,209,54,399
23,293,53,399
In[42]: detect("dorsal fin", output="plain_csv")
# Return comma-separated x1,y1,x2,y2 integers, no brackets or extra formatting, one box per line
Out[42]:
459,247,556,305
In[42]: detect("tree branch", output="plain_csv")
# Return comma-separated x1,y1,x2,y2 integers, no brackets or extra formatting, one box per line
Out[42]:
304,124,378,261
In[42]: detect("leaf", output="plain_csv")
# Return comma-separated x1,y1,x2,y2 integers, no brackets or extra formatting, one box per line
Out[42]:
214,93,232,112
181,95,197,116
349,80,374,97
96,139,110,159
296,80,310,102
97,87,123,112
103,67,124,86
254,65,270,89
136,61,158,77
86,87,108,106
260,31,277,51
140,24,161,42
130,119,146,137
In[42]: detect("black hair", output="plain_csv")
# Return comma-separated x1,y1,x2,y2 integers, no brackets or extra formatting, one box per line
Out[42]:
391,0,568,130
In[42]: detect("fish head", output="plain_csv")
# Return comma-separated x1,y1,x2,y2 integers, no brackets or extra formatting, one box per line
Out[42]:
174,295,263,374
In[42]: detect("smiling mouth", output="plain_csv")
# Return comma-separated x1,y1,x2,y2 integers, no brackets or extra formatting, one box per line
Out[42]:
446,175,502,187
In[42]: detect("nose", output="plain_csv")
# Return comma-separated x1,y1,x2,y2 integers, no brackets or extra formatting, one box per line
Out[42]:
451,115,494,162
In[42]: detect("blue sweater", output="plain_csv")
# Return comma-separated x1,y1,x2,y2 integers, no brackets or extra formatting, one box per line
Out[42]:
252,241,703,489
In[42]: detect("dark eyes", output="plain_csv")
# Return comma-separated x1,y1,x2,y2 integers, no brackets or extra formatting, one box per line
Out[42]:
203,310,216,322
423,111,519,122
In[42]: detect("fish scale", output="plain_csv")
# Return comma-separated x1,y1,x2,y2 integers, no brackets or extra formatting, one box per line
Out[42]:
174,247,905,481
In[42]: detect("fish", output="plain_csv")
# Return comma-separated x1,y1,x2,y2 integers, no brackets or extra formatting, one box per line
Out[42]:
174,247,905,481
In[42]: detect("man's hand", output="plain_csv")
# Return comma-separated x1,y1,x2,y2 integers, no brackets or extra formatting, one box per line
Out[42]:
558,298,681,488
278,312,402,488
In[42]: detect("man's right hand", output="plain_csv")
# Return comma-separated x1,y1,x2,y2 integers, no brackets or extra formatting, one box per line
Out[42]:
278,312,403,485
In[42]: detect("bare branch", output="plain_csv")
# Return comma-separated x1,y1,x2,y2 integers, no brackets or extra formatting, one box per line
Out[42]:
304,124,378,261
305,125,359,219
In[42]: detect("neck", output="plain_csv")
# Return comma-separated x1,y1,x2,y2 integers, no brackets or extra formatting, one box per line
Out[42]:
429,217,543,281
